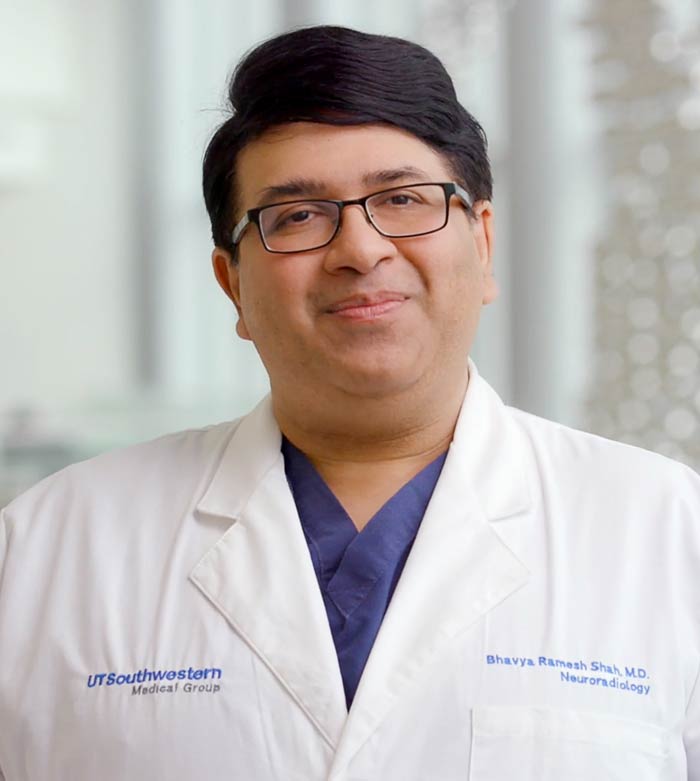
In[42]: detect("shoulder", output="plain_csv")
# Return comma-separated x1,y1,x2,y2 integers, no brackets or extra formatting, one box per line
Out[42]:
1,418,243,533
507,405,700,508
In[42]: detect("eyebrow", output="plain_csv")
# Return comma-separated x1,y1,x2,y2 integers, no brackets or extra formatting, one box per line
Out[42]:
254,167,432,207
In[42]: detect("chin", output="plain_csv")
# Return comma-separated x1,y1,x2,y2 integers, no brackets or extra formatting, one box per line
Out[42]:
330,361,425,400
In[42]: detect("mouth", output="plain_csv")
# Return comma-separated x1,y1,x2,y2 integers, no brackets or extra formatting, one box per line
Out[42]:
325,293,409,321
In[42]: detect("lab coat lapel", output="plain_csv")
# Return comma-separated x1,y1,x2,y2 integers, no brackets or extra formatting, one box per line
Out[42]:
330,361,533,774
189,397,347,749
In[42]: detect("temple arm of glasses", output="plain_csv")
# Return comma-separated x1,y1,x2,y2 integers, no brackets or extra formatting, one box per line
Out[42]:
231,213,251,246
453,183,473,209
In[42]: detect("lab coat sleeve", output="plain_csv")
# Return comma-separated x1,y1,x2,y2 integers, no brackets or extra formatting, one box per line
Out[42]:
685,653,700,781
0,510,6,781
686,600,700,780
688,677,700,781
0,508,5,571
682,464,700,781
0,507,6,596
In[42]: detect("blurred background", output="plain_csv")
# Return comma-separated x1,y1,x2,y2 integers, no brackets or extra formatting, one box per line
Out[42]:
1,0,699,504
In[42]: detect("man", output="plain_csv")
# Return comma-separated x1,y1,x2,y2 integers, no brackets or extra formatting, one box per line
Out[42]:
1,24,699,781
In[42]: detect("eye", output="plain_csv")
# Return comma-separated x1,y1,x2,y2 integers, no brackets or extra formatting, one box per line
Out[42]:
388,194,412,205
379,189,426,205
279,208,313,226
266,204,331,234
372,190,426,210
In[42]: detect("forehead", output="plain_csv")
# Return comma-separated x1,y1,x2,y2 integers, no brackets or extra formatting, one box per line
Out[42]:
235,122,454,206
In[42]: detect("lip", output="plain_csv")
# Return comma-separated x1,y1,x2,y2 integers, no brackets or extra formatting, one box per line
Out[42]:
325,293,409,321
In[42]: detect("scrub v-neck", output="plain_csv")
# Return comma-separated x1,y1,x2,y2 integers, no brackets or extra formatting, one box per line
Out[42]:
282,436,447,707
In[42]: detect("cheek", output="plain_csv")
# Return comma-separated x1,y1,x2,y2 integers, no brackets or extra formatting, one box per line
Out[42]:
238,263,310,338
447,233,487,294
423,243,486,333
416,237,480,302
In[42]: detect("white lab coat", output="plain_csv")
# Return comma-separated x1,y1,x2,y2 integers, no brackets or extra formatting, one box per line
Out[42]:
1,360,700,780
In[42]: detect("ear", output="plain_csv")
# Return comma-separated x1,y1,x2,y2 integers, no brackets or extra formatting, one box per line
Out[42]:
211,247,252,340
470,200,498,306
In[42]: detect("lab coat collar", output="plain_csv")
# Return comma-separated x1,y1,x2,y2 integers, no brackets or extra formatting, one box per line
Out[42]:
190,359,533,761
329,359,533,774
191,396,348,749
450,357,532,522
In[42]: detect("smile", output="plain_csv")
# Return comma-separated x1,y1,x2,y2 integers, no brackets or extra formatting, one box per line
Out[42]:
325,294,409,321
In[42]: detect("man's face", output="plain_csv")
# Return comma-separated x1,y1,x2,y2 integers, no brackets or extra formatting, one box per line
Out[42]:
213,122,497,401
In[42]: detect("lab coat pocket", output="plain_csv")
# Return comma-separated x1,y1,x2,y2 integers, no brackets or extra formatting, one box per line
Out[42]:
470,706,669,780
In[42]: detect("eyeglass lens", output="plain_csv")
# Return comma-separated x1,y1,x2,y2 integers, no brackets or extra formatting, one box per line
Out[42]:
258,184,448,252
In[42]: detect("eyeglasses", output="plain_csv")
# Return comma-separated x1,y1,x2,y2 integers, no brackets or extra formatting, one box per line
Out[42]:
231,182,473,254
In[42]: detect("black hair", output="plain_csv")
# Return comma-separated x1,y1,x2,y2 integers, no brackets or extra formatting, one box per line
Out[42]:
202,25,492,252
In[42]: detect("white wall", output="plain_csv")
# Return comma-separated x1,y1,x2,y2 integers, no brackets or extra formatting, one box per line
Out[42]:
1,0,642,499
0,1,135,409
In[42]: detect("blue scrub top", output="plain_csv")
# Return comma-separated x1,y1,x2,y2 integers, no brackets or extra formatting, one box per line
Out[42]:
282,437,447,708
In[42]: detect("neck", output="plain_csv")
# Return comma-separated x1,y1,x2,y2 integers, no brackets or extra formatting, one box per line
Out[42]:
273,367,469,530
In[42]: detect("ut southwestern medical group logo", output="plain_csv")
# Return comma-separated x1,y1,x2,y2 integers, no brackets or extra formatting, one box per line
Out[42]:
86,666,222,696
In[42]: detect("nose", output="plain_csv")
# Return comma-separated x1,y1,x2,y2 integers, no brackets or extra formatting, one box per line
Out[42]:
322,203,398,275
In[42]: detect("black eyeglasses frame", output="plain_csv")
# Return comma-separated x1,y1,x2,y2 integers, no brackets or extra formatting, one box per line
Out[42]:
230,181,474,254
